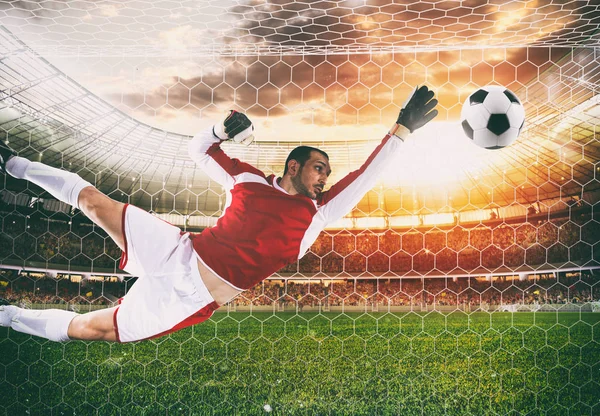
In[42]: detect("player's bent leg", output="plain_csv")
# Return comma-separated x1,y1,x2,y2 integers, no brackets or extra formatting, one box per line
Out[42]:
77,187,126,252
67,307,118,342
1,148,126,252
1,301,118,342
1,303,77,342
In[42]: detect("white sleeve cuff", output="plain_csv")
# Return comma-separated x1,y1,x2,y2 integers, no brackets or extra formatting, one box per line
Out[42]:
213,123,228,141
391,124,411,142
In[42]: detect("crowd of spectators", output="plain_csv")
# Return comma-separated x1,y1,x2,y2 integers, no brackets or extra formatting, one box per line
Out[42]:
281,212,597,275
1,209,597,275
2,267,596,309
0,269,128,307
1,205,598,310
238,272,598,308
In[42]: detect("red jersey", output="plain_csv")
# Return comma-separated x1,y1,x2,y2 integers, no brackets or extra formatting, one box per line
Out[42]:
187,126,409,290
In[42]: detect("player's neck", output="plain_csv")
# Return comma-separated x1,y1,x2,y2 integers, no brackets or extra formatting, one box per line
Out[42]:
277,176,298,196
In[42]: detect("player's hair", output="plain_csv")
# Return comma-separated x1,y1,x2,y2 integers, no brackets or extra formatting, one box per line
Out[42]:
284,146,329,175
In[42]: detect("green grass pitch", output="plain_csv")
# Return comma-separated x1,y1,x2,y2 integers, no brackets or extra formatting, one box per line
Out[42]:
1,311,599,415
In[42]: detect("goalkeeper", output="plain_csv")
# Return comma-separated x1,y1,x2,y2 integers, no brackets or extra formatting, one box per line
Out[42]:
0,86,437,343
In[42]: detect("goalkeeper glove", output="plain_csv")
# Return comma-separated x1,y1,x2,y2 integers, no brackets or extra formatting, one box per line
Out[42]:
214,110,255,145
396,85,438,133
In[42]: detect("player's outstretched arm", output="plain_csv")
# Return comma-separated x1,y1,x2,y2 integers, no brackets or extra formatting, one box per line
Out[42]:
188,111,257,189
317,86,438,224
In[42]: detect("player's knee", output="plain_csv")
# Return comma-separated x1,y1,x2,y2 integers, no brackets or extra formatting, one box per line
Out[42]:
68,313,114,341
68,314,96,340
78,187,100,216
78,187,121,222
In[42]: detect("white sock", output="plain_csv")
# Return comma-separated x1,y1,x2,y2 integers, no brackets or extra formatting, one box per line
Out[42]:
8,306,77,342
5,156,92,209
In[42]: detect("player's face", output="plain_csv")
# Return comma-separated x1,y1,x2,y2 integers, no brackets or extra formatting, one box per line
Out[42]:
291,151,331,199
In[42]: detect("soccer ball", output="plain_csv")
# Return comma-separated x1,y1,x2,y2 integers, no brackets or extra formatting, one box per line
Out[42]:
460,85,525,150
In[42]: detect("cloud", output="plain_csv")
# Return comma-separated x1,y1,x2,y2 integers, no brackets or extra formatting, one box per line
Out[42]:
224,0,591,48
154,25,205,51
98,4,122,17
1,0,595,52
43,0,590,133
1,0,594,141
109,44,554,133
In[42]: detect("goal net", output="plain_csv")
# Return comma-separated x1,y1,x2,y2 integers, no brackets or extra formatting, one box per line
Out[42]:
0,1,599,414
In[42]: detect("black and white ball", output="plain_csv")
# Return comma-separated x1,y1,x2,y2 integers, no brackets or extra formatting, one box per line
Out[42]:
460,86,525,150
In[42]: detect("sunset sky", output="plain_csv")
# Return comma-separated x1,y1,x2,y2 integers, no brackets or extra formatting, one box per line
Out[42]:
0,0,595,137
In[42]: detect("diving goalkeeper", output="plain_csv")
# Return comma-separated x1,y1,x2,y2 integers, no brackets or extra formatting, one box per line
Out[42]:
0,86,437,343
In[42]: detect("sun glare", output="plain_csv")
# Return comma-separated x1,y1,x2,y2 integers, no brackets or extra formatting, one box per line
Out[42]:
384,121,502,187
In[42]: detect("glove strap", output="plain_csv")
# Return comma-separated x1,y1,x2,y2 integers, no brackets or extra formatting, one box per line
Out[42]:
213,123,228,141
389,124,411,142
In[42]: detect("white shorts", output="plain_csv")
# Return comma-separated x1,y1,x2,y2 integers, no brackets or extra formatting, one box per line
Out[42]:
114,204,218,343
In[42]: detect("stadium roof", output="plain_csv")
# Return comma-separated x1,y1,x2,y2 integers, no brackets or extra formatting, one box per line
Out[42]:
0,2,599,218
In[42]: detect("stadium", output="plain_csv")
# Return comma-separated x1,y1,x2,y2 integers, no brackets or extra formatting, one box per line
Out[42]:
0,0,599,414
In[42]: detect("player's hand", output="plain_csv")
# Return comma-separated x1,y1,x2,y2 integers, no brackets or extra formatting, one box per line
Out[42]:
396,85,438,133
214,110,255,145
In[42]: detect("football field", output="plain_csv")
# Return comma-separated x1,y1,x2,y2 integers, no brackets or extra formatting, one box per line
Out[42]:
1,311,599,415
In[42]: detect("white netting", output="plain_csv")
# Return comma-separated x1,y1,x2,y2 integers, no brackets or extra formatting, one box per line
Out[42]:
0,2,599,414
2,0,600,56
